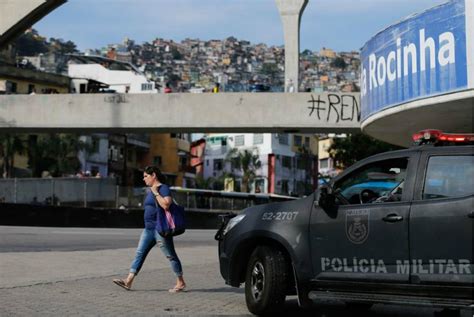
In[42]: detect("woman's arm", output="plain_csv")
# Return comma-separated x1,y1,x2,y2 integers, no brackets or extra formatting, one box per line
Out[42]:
151,186,172,210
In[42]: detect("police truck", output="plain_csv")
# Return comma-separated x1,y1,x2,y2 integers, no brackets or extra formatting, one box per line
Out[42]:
216,130,474,315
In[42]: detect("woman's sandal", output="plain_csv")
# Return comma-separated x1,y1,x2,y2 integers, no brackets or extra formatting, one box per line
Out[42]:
168,285,186,293
113,279,131,291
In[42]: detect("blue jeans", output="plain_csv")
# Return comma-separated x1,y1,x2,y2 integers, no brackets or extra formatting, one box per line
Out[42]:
130,228,183,277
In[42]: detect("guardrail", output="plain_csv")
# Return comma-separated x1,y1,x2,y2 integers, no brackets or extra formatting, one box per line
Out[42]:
0,178,297,211
171,187,297,212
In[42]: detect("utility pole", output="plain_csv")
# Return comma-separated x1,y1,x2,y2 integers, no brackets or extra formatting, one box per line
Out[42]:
275,0,308,93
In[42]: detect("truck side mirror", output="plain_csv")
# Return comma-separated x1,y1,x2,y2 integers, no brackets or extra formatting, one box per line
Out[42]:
318,185,336,210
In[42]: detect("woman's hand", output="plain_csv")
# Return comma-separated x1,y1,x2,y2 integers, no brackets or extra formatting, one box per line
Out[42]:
151,184,161,196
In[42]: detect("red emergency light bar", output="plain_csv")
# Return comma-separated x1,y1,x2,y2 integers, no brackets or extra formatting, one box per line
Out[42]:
412,129,474,145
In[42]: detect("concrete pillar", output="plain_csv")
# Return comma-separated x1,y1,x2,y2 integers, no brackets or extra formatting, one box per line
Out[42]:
275,0,308,92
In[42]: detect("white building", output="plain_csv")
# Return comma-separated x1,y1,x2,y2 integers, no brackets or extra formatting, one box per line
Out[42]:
77,134,109,177
203,133,318,196
68,55,157,94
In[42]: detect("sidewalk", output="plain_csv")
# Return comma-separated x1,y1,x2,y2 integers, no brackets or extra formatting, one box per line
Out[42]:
0,246,252,316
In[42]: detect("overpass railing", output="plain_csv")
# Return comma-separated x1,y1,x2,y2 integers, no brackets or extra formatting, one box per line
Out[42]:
0,178,296,211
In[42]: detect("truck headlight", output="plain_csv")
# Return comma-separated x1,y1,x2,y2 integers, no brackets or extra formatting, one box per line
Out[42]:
223,214,246,235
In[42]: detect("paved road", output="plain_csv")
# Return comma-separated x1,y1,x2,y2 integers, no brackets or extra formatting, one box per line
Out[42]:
0,226,214,252
0,226,471,316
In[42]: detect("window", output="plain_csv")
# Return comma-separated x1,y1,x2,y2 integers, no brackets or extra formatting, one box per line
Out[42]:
281,180,289,195
255,179,265,193
141,83,153,91
334,157,408,205
179,156,188,170
320,158,330,169
109,146,118,161
294,135,302,147
423,155,474,200
153,156,162,166
170,133,183,139
207,136,227,146
253,134,264,145
234,180,242,192
296,157,308,170
278,134,288,145
235,135,245,146
28,84,35,94
231,157,240,170
10,82,17,93
213,159,223,171
304,137,310,148
282,155,292,169
91,136,100,153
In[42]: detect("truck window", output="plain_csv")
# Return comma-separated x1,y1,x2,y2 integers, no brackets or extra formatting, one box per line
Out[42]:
423,155,474,200
334,158,408,205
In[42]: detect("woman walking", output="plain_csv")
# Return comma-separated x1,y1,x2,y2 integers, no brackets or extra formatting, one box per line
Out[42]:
113,166,186,292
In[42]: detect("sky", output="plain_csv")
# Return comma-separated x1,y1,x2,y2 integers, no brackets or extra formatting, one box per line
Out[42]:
34,0,448,52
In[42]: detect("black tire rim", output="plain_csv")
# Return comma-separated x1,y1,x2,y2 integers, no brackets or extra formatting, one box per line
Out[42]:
250,261,265,302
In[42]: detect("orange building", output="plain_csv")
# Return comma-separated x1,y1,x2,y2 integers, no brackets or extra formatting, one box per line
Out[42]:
145,133,194,187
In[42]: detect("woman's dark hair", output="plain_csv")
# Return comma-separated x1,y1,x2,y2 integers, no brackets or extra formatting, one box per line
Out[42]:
144,165,167,183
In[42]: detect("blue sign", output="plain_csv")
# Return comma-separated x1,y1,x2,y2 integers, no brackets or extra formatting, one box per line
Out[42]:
360,0,468,120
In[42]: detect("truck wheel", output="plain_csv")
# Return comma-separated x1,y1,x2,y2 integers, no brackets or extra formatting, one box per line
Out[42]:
245,246,288,315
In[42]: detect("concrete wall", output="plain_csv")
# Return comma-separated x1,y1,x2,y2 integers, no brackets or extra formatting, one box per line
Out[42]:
0,203,225,229
0,92,361,133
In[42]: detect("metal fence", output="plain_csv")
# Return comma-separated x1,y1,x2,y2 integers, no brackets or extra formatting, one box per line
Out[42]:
0,178,297,211
0,177,118,207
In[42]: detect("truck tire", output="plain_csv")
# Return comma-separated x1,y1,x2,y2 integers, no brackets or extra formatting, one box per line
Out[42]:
245,246,288,315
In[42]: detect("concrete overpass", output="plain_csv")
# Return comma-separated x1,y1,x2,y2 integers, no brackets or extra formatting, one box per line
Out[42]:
1,0,363,136
0,0,66,48
0,92,361,133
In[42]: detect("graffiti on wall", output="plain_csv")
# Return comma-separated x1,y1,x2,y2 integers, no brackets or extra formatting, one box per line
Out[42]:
307,94,360,123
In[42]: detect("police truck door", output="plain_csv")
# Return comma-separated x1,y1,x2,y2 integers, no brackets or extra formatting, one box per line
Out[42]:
310,153,418,284
409,149,473,293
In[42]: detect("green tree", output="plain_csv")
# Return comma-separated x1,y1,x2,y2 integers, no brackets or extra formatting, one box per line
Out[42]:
14,29,48,56
171,47,183,60
226,148,262,193
328,133,403,169
49,38,78,54
0,134,26,178
30,134,91,177
259,63,280,82
330,57,347,70
194,175,215,189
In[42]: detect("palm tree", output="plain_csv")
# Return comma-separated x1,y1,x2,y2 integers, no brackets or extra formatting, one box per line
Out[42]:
226,148,262,193
194,175,215,189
